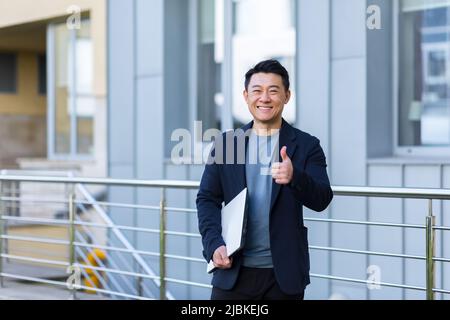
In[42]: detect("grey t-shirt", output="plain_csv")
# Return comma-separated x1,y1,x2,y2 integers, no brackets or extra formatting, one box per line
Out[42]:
243,129,280,268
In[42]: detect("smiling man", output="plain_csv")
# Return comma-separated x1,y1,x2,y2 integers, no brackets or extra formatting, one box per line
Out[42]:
197,59,333,300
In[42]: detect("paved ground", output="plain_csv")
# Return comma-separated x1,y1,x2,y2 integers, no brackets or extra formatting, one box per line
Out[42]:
0,278,108,300
0,261,109,300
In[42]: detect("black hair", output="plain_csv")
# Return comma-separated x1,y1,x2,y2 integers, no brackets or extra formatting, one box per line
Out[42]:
244,59,290,91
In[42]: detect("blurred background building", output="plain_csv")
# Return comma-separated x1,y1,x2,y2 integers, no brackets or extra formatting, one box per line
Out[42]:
0,0,106,175
0,0,449,300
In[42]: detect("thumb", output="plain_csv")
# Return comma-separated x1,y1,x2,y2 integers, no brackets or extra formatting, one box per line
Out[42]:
280,146,289,162
219,247,229,262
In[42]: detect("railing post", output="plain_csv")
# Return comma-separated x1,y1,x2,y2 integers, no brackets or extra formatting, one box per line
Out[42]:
159,188,166,300
69,189,77,299
425,199,435,300
0,181,4,287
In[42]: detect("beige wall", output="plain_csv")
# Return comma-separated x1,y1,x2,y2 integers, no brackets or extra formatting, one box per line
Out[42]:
0,0,107,174
0,51,46,115
0,0,106,96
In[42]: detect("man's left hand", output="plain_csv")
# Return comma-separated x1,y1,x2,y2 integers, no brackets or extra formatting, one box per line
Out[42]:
271,146,293,185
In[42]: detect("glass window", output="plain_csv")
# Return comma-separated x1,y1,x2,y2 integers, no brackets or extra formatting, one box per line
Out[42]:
51,20,94,157
0,52,17,93
75,21,94,155
232,0,296,128
398,0,450,147
54,23,71,154
38,54,47,95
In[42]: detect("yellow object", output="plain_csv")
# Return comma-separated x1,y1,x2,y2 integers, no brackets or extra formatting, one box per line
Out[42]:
83,248,107,294
84,275,101,294
87,248,107,265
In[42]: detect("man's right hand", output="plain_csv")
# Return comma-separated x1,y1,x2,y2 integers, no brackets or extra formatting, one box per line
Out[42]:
212,245,233,269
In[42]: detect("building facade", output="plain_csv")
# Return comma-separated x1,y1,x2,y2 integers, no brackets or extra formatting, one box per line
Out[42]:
0,0,107,176
107,0,450,300
2,0,449,300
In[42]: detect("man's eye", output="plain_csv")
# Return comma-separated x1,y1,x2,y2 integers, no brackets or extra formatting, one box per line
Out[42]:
270,90,279,94
252,90,261,93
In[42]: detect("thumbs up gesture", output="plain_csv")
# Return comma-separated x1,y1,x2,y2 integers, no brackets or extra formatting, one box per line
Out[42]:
271,146,293,185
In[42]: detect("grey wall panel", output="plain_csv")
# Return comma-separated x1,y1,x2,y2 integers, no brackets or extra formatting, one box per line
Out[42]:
297,0,331,158
164,0,190,157
330,58,366,185
330,55,367,297
136,0,164,76
368,164,403,299
331,0,366,59
134,3,165,295
367,0,393,158
136,77,164,180
109,164,135,230
329,55,367,299
404,165,441,299
329,0,367,296
108,0,136,165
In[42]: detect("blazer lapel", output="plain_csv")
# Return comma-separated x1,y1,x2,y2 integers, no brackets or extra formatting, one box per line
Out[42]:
270,119,297,213
233,121,253,194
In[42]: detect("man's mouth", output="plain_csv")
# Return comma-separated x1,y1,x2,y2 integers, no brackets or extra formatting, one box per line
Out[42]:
257,106,273,110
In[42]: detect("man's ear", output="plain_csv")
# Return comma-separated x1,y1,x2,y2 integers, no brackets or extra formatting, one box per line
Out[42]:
243,89,248,102
285,90,291,104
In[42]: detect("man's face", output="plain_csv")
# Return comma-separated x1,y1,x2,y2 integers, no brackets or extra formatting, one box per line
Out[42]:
243,72,291,126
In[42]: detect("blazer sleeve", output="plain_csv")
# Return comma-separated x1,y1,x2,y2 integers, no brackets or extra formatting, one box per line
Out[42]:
289,137,333,212
196,146,226,262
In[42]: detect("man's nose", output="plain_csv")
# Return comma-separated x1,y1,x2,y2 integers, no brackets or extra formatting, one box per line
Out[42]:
259,91,271,102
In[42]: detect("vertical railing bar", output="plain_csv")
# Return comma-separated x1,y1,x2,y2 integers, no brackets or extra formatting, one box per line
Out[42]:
0,181,4,287
159,188,166,300
69,187,77,299
426,199,435,300
137,264,143,298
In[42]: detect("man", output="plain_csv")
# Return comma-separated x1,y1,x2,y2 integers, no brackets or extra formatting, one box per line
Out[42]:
196,59,333,300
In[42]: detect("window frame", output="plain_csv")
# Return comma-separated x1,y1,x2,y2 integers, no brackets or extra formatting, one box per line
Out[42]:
393,0,450,156
47,22,94,161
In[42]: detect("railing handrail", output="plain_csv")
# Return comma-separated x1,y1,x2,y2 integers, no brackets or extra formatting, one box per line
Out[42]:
0,175,200,189
2,174,450,199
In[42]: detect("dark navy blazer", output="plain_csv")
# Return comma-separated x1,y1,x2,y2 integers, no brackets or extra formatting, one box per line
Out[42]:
196,118,333,295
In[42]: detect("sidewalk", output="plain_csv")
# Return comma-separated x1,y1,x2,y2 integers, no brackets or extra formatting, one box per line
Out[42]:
0,261,109,300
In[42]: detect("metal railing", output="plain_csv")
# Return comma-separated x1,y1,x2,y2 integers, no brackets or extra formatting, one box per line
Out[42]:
0,174,449,299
